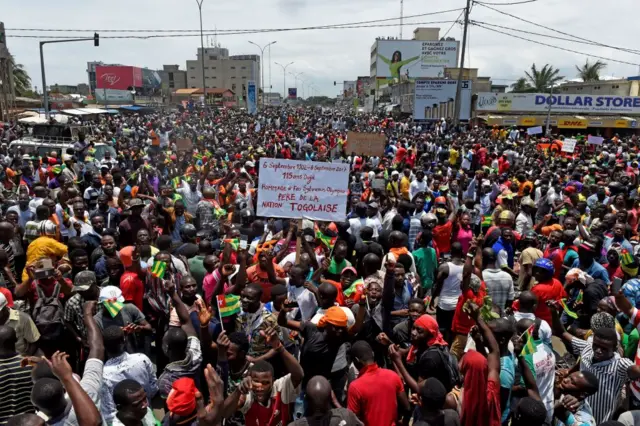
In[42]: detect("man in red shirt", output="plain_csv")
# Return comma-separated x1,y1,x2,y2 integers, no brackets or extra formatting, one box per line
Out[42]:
348,340,409,426
529,258,566,325
119,246,145,311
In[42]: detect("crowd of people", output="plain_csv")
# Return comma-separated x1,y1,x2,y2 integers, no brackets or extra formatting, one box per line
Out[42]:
0,105,640,426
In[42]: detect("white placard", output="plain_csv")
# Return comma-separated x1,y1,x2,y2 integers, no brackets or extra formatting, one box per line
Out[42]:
527,126,543,135
588,135,604,145
562,138,577,153
257,159,350,222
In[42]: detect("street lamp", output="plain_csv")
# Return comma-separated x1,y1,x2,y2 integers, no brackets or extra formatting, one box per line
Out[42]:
248,40,277,107
41,33,99,119
289,71,304,99
274,61,293,101
196,0,206,105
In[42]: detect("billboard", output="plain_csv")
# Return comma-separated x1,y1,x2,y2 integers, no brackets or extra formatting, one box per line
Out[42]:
288,88,297,99
413,79,472,121
356,76,372,98
376,40,458,79
247,80,257,115
95,88,134,102
96,66,143,90
346,132,386,157
343,81,356,98
141,68,161,89
475,92,640,115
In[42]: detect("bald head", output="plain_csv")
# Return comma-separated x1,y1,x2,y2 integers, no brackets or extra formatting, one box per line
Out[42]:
0,325,17,353
305,376,332,413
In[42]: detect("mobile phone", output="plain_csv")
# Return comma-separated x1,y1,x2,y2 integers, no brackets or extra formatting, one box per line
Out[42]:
239,235,248,250
612,277,623,295
284,301,299,309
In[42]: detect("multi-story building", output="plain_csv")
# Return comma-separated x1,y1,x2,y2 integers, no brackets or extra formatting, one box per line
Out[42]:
186,47,259,101
557,78,640,96
158,65,187,95
86,61,122,95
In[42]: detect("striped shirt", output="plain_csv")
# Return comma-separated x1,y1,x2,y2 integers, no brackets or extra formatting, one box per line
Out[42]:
0,353,35,424
571,336,632,424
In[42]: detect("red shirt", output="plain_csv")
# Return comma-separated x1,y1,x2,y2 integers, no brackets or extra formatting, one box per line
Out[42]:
531,278,566,324
347,364,404,426
433,221,453,254
605,263,624,281
120,271,144,311
452,282,487,334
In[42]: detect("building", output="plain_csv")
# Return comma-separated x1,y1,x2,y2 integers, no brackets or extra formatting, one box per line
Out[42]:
50,84,78,95
557,78,640,97
185,47,259,101
264,92,282,106
87,61,122,95
490,84,508,93
158,65,187,96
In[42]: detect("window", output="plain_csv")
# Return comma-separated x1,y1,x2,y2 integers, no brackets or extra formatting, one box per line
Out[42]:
231,76,236,79
212,67,216,70
231,66,236,69
209,55,217,60
169,81,175,88
189,67,195,70
243,76,247,79
241,66,246,70
190,76,195,79
232,84,236,91
204,67,209,69
191,86,196,88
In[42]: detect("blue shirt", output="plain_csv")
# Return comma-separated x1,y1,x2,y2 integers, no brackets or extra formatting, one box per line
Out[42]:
500,353,516,422
570,259,610,283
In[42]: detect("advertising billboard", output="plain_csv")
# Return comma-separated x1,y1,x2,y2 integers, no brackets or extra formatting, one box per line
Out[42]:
413,79,472,121
288,88,297,100
247,80,257,115
376,40,458,79
95,88,134,102
356,76,372,98
95,66,143,90
141,68,161,89
475,92,640,115
343,81,357,98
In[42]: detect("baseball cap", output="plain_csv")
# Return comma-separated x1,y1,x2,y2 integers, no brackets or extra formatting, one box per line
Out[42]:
534,258,555,274
73,271,97,292
341,266,358,276
99,286,125,303
126,198,145,210
521,197,536,208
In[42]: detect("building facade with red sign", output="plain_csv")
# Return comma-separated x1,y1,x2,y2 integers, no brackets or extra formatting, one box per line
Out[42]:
95,65,143,90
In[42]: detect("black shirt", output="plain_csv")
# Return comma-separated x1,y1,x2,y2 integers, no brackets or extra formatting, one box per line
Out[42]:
299,322,341,387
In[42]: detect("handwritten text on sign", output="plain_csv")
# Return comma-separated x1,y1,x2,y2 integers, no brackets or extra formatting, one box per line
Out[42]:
257,159,349,221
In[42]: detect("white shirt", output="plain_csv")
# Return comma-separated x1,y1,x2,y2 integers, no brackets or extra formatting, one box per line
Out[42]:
287,281,318,322
409,179,428,201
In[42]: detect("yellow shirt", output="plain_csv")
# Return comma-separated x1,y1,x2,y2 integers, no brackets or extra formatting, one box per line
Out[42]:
449,149,459,165
400,176,411,200
22,236,68,282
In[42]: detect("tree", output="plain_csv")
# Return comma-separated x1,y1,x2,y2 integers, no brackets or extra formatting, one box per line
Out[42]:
510,77,532,93
10,55,32,96
524,63,564,92
575,60,607,82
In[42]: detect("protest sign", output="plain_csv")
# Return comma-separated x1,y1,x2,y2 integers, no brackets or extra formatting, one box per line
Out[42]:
588,135,604,145
257,159,350,222
346,132,386,157
527,126,543,135
562,138,577,153
372,178,386,190
176,138,193,151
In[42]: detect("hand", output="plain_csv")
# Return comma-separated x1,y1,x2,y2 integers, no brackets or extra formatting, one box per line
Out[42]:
198,304,213,326
468,238,478,254
260,325,282,350
26,265,36,280
203,363,224,405
164,279,176,296
221,264,235,277
376,332,392,346
388,344,402,364
546,300,562,312
321,257,330,270
53,268,63,280
615,290,633,316
281,298,295,314
83,300,97,316
216,331,231,353
303,281,317,294
345,298,355,308
561,395,580,414
384,257,396,271
238,376,253,394
465,301,480,321
73,222,82,233
20,356,44,368
45,351,73,381
512,335,525,356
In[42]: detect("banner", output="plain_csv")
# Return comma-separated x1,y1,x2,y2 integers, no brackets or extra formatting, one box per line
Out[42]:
376,40,458,79
527,126,543,135
96,66,142,90
176,138,193,152
256,159,350,222
557,118,588,129
588,135,604,145
247,80,257,115
343,81,356,98
562,138,577,153
476,92,640,115
346,132,387,157
413,79,472,121
95,88,133,102
288,88,297,100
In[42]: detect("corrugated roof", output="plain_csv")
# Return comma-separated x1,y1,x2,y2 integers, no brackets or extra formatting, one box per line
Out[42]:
174,88,200,95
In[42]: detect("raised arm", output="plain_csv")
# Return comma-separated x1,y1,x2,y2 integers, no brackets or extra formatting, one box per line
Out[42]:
167,279,197,337
263,325,304,388
470,304,500,383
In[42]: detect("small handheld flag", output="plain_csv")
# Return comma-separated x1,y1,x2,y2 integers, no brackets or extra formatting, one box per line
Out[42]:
103,299,124,318
315,230,336,250
343,279,364,298
217,294,241,318
423,295,432,308
575,290,584,305
520,324,538,356
223,238,239,251
559,298,578,319
151,260,167,279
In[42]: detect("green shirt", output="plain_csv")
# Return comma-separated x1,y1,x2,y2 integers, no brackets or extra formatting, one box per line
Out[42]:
188,255,207,293
412,247,437,289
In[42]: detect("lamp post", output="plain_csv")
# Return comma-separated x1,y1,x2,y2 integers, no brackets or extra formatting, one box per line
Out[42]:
289,71,304,100
248,40,276,107
196,0,206,104
274,61,293,102
41,33,99,119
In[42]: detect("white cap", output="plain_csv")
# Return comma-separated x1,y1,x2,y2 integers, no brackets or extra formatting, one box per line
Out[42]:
99,286,125,303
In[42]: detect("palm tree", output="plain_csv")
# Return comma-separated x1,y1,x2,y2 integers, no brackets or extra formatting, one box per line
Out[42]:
524,63,564,91
510,77,532,93
575,60,607,82
9,55,32,96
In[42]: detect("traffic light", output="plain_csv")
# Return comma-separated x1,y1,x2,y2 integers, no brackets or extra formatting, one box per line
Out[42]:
333,81,336,86
94,32,99,47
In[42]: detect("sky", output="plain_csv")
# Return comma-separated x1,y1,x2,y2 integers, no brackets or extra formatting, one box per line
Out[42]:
4,0,640,97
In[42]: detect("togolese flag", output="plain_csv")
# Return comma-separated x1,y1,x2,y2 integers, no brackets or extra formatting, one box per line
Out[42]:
559,298,578,319
103,299,124,318
520,324,537,356
343,279,364,298
151,260,167,279
217,294,241,318
224,238,239,251
315,230,336,249
575,290,583,304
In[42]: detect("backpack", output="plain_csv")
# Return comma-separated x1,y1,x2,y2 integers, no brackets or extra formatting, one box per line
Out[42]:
422,345,462,387
33,283,65,341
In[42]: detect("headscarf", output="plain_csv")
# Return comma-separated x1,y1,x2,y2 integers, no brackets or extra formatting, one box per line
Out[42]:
406,315,447,363
166,377,197,416
317,306,348,328
460,351,489,426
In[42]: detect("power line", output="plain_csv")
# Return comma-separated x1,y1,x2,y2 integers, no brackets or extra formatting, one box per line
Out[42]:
474,1,640,56
7,8,464,34
7,21,459,40
473,0,537,5
472,22,640,66
442,9,465,38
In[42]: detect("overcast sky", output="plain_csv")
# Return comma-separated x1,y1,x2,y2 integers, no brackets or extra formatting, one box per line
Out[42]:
4,0,640,97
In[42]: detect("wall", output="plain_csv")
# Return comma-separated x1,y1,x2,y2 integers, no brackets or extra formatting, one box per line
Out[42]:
558,80,633,96
186,47,260,98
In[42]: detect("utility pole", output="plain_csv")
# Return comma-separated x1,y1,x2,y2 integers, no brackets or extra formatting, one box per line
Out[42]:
400,0,404,39
249,41,276,108
453,0,471,127
196,0,206,105
545,87,553,136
